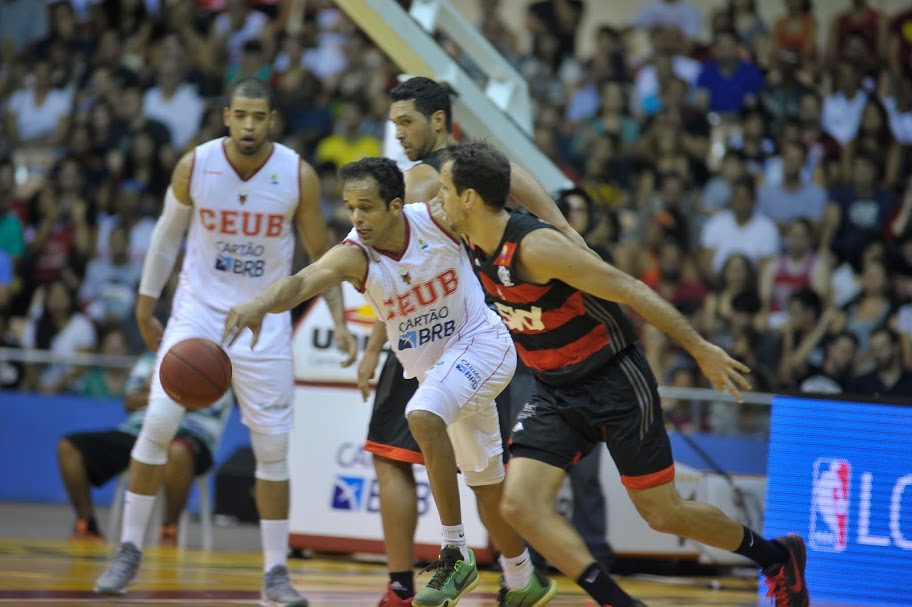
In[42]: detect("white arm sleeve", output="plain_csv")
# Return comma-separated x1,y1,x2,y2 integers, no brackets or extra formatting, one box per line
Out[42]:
138,186,192,298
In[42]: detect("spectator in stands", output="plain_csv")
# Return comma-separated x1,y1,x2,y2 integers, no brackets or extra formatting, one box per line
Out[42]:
20,279,97,395
525,0,585,59
701,253,757,337
759,50,813,134
58,350,233,542
701,149,744,218
4,57,72,145
121,128,170,199
796,90,843,183
770,0,819,70
79,224,143,327
757,140,827,229
695,29,763,115
115,84,173,151
821,61,868,146
729,108,774,177
776,288,831,386
700,175,779,281
224,38,271,89
834,258,896,367
142,53,205,151
726,0,769,57
715,291,780,392
95,181,156,265
644,237,708,308
0,157,24,262
209,0,269,67
760,218,831,328
825,0,883,75
313,97,381,167
883,69,912,150
821,153,898,265
799,331,859,394
887,6,912,74
632,26,701,118
0,0,48,63
80,327,132,398
841,97,902,190
632,0,703,44
849,326,912,397
519,29,583,109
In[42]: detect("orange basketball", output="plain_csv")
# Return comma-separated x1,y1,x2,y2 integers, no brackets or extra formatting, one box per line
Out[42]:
159,338,232,410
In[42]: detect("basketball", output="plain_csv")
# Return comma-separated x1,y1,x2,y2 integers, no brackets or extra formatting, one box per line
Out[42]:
159,338,232,410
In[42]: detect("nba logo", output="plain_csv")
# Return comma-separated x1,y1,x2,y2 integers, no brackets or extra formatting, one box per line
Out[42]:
332,476,365,511
810,458,851,552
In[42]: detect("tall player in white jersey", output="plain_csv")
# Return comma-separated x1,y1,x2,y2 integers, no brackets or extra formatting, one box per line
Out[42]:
94,78,356,607
224,158,558,607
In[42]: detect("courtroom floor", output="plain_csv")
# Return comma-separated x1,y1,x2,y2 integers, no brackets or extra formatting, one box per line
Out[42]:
0,502,861,606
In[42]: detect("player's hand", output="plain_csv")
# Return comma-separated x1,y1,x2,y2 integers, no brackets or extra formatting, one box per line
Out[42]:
692,341,752,402
334,324,358,367
135,296,163,352
223,299,267,349
357,349,381,402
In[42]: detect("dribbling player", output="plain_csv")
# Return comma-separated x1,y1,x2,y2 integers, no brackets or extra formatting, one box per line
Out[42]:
94,78,356,607
224,157,558,607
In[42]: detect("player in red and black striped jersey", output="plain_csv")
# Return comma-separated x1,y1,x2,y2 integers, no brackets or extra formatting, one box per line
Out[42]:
437,141,810,607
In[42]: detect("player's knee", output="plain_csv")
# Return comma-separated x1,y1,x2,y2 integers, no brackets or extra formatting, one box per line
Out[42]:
131,397,185,465
406,409,447,440
166,441,192,469
500,486,535,529
57,436,76,459
251,431,289,481
634,500,678,534
463,458,505,488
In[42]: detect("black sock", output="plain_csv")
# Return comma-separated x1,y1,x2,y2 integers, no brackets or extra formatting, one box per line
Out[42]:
733,525,788,569
576,562,636,607
389,571,414,599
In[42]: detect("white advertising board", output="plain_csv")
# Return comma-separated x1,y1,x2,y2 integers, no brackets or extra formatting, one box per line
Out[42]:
288,287,492,561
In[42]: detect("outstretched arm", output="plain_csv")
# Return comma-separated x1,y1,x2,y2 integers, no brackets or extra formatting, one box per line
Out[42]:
508,163,589,250
223,243,367,349
520,230,752,401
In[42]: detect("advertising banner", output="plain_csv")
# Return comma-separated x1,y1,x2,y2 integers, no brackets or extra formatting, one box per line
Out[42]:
765,396,912,606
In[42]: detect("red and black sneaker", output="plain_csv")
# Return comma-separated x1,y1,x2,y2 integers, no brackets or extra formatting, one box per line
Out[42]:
763,534,810,607
377,583,413,607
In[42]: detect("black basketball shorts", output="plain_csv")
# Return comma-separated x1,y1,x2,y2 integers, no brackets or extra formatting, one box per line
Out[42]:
510,345,675,489
65,429,213,486
364,354,423,464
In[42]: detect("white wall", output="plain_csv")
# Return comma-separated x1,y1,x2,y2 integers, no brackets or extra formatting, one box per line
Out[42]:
451,0,912,58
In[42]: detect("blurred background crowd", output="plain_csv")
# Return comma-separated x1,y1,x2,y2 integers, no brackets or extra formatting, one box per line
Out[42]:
1,0,912,436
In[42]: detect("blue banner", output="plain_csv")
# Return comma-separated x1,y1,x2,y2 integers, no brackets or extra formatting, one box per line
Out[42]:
765,396,912,606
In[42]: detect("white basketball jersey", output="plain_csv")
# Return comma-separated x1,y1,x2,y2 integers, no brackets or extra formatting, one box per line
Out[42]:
179,137,298,314
345,203,501,380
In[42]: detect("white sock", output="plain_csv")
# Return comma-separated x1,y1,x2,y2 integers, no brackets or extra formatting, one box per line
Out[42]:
500,548,533,590
260,519,289,572
121,491,156,549
441,524,469,560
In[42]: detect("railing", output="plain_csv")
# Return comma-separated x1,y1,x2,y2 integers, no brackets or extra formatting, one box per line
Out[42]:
0,346,775,405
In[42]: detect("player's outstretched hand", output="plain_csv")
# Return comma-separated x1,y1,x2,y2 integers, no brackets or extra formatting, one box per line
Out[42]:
335,325,358,367
222,299,267,349
693,342,752,402
357,348,381,402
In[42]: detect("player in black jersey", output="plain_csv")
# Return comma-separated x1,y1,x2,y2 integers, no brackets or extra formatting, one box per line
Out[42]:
437,141,810,607
358,78,579,607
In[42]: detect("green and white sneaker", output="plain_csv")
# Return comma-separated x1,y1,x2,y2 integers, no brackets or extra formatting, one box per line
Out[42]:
497,569,558,607
413,545,479,607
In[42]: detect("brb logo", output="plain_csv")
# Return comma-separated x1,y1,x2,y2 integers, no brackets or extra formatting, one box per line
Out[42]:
331,444,432,514
214,241,266,277
331,476,365,510
811,458,851,552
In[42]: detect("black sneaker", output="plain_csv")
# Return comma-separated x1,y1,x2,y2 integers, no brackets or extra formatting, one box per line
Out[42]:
762,534,810,607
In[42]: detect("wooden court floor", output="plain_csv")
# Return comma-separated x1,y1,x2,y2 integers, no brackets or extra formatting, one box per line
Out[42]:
0,537,856,606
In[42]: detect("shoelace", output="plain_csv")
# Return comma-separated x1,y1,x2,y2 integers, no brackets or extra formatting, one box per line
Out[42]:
108,546,138,576
764,569,789,606
421,554,459,590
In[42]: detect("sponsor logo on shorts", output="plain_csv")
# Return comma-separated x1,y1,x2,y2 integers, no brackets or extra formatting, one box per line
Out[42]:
456,359,481,390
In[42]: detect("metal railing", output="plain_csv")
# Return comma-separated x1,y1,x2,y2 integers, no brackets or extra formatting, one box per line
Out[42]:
0,346,775,405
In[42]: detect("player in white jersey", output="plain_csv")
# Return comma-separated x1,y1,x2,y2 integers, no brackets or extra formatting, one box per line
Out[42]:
224,157,558,607
95,78,356,607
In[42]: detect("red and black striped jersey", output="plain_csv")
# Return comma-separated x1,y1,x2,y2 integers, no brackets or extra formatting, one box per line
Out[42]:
468,211,637,386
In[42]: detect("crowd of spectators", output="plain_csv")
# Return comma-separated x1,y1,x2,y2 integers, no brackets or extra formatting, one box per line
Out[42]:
1,0,912,436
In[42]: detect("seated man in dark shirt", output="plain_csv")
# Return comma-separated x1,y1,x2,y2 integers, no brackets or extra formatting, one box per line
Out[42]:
799,331,859,394
849,327,912,398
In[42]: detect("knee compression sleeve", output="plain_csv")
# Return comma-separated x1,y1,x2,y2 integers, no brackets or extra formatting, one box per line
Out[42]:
251,431,289,481
131,397,185,465
462,456,506,487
